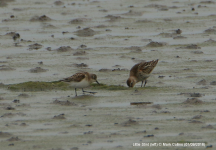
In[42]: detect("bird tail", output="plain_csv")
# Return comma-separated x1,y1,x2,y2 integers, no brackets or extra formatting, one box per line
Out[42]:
151,59,159,67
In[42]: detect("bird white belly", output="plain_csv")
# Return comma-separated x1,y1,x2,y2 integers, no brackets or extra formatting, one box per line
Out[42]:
69,79,90,88
138,73,150,81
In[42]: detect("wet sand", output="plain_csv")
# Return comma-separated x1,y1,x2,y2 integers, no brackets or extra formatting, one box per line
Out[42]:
0,0,216,149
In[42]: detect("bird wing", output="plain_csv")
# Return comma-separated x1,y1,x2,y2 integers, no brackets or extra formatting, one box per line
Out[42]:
138,59,158,74
61,72,86,82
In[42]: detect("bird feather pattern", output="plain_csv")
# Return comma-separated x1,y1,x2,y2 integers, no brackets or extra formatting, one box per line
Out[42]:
60,72,86,82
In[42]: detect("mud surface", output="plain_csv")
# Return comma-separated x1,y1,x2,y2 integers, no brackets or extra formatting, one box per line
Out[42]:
0,0,216,150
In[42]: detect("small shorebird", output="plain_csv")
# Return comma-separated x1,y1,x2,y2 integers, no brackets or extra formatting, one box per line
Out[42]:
60,72,99,96
127,59,159,87
13,33,20,46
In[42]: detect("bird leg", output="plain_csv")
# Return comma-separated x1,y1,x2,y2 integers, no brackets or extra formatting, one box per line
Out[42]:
144,80,147,87
75,88,77,97
82,88,86,95
82,88,97,94
141,81,144,87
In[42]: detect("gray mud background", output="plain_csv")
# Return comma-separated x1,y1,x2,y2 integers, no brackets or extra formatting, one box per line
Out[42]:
0,0,216,150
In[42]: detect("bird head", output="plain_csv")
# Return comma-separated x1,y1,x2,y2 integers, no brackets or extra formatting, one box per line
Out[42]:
126,77,136,87
90,74,100,84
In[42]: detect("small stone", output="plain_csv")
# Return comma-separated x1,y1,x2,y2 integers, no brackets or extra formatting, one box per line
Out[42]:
176,29,182,34
13,99,20,103
85,124,92,127
144,135,154,137
192,115,202,119
5,107,15,110
83,131,93,134
53,114,66,119
206,145,213,148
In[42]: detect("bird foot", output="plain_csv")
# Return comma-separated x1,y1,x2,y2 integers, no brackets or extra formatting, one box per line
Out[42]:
83,91,97,95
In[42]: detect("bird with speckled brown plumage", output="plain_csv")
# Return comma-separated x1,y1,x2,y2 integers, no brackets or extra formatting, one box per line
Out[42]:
60,72,99,96
127,59,158,88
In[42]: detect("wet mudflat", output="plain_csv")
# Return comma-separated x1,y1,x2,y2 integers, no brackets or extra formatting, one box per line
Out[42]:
0,0,216,150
